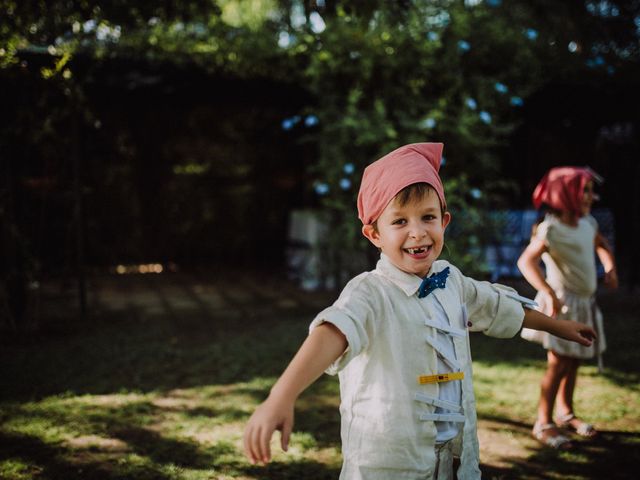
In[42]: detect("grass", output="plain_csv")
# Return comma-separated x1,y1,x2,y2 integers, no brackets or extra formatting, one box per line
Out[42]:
1,272,639,479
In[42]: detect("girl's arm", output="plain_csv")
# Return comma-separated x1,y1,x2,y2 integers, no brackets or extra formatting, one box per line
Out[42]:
595,232,618,289
243,322,347,465
517,237,563,316
522,308,596,346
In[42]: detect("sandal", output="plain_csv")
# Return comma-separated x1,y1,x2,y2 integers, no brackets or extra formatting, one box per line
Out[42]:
533,422,572,449
556,412,597,438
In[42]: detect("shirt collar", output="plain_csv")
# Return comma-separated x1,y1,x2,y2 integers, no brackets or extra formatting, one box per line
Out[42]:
375,253,448,297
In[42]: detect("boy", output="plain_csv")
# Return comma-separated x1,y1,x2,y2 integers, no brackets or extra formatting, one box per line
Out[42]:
244,143,596,479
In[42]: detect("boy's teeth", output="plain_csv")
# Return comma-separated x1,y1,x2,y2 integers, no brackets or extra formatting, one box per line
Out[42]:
407,247,426,254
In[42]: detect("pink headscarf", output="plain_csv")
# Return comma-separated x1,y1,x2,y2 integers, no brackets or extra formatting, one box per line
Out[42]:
532,166,599,216
357,143,445,225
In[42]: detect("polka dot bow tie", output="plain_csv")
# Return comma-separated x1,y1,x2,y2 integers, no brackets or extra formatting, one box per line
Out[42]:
418,266,450,298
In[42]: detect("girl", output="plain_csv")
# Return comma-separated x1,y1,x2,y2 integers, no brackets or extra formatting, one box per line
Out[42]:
518,166,617,450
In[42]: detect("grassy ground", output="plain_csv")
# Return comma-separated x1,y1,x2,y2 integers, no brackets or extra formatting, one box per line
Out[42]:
1,272,638,479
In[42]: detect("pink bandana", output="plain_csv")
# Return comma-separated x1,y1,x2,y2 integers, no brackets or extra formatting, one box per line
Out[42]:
357,143,445,225
532,166,597,216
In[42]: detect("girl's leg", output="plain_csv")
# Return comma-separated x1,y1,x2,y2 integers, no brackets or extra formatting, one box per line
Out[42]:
555,358,598,437
538,350,570,424
533,350,572,448
556,358,580,416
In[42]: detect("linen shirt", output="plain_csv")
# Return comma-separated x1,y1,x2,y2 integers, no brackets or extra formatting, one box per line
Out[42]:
309,254,525,480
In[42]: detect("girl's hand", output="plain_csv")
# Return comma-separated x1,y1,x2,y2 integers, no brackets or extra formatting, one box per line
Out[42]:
542,290,563,318
604,269,619,290
243,396,294,465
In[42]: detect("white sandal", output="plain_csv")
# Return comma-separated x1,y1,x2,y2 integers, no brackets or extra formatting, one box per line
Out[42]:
533,422,572,449
556,412,597,438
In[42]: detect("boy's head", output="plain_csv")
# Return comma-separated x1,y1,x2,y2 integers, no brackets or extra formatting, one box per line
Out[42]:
358,143,451,277
532,166,602,217
357,143,446,225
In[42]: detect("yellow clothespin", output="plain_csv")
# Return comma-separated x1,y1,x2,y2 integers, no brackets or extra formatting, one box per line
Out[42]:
418,372,464,384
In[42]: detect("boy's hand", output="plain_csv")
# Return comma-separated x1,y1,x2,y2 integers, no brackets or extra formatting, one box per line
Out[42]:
243,397,294,465
555,320,597,346
242,322,347,465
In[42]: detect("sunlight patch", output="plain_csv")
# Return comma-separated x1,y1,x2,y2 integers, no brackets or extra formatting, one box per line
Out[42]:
65,434,129,452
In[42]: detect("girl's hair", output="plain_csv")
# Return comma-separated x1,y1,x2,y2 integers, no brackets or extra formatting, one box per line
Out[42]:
372,182,446,230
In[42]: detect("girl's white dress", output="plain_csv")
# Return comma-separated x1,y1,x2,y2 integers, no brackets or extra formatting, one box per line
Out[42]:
521,214,606,359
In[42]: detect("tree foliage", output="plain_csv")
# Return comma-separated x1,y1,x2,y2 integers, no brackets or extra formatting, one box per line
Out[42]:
1,0,639,280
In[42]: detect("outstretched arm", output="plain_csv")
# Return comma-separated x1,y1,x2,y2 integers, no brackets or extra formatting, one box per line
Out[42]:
517,238,563,317
595,232,618,289
243,322,347,465
522,308,596,346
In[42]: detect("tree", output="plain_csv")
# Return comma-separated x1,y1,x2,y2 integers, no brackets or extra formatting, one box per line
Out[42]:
1,0,639,286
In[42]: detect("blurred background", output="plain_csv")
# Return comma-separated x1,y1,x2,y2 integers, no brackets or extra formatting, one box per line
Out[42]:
2,0,639,323
1,2,640,479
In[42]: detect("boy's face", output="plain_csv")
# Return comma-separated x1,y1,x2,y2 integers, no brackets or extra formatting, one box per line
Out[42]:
362,190,451,278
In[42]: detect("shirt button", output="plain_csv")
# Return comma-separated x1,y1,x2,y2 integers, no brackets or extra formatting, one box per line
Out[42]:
467,321,473,327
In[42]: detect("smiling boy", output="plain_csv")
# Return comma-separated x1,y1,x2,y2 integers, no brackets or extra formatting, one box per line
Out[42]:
243,143,596,480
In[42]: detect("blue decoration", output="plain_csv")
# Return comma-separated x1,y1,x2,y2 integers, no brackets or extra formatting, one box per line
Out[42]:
281,115,301,130
494,82,508,93
486,0,502,6
458,40,471,52
466,98,477,110
309,12,326,34
343,163,355,174
479,111,492,124
510,96,524,107
304,115,319,127
427,31,439,42
339,178,351,190
314,183,329,195
418,267,450,298
421,118,436,129
470,188,482,199
278,31,292,48
525,28,538,40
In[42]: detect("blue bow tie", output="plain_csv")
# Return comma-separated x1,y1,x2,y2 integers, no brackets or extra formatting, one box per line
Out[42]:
418,267,450,298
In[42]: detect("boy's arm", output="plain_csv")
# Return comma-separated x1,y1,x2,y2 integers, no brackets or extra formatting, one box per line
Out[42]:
522,308,596,346
595,231,618,289
517,237,562,317
243,322,347,465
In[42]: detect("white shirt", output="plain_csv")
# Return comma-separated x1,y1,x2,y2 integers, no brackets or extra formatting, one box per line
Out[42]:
429,298,462,443
309,254,525,480
537,214,598,296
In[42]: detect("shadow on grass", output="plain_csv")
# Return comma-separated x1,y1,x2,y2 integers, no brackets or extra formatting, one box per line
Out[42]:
2,273,639,479
240,459,341,480
294,403,341,448
0,431,173,480
0,305,313,402
478,414,640,480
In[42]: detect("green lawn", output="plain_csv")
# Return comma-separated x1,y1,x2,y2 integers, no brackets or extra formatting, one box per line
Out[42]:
1,273,638,479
